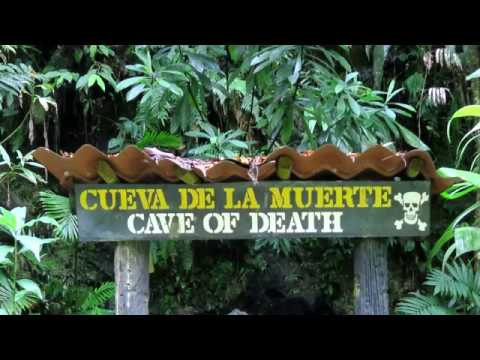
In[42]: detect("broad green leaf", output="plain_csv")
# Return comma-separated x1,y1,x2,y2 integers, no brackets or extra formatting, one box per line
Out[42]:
440,182,477,200
227,45,244,63
0,208,16,233
391,102,416,113
17,279,43,300
10,207,26,231
0,145,11,166
396,123,430,150
0,245,13,264
37,97,49,111
335,83,344,94
288,53,302,85
185,131,211,139
250,50,272,67
347,96,361,116
228,139,249,149
116,76,147,92
18,168,43,185
126,84,145,102
17,235,55,262
447,105,480,142
74,49,83,63
89,45,97,60
75,74,89,90
384,108,396,120
95,76,106,92
454,227,480,258
23,216,59,228
437,167,480,187
466,68,480,81
387,80,395,99
87,73,97,88
157,79,183,97
198,122,216,138
428,201,480,269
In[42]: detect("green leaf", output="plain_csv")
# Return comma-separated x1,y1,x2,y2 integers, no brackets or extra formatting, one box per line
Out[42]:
0,208,16,233
454,227,480,258
16,235,55,262
116,76,147,92
347,96,361,116
87,73,97,88
10,207,26,231
396,123,430,150
16,279,43,300
288,54,302,85
427,201,480,269
0,145,11,166
126,84,145,102
228,139,249,149
447,105,480,143
75,74,89,90
391,102,416,113
466,69,480,81
185,131,211,139
437,167,480,187
23,216,59,229
157,79,183,97
89,45,97,60
95,76,106,92
74,49,83,64
0,245,13,264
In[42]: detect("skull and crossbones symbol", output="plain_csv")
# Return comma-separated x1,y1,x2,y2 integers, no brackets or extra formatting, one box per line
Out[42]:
393,192,429,231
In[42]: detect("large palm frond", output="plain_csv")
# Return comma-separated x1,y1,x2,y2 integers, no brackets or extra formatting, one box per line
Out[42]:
38,191,78,242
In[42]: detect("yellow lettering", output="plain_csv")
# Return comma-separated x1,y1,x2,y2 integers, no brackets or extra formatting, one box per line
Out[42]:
243,188,260,209
97,189,117,210
293,187,313,209
79,189,98,210
270,187,292,209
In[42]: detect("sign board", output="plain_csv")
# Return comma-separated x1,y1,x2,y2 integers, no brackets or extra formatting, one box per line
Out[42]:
75,181,431,242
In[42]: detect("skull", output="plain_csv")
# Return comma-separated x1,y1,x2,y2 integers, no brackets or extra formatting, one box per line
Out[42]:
402,192,421,224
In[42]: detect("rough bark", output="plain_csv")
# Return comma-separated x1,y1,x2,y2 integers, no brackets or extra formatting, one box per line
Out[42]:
353,238,389,315
114,241,150,315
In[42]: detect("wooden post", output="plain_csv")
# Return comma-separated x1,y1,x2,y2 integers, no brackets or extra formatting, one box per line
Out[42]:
97,159,150,315
353,238,389,315
114,241,150,315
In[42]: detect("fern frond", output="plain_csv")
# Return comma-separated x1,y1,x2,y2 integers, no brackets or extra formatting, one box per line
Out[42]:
425,261,480,304
79,282,115,314
38,191,78,242
395,292,455,315
0,282,39,315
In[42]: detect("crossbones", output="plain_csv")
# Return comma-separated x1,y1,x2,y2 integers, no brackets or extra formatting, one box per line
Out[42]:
393,191,429,231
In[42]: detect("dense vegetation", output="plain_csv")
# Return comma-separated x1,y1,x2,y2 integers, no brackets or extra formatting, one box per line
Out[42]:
1,44,480,315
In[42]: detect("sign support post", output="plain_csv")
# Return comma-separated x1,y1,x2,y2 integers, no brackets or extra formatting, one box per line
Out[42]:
353,238,389,315
96,160,150,315
114,241,150,315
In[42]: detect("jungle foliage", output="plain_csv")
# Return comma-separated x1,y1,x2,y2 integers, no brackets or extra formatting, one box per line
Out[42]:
1,44,480,315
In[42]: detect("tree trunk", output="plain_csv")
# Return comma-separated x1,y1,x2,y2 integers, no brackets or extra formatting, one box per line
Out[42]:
353,238,389,315
114,241,150,315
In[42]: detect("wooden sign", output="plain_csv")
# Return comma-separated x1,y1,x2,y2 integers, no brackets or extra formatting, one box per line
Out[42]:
75,181,431,242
